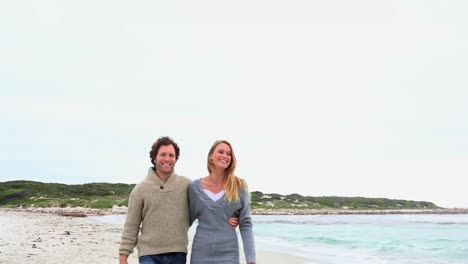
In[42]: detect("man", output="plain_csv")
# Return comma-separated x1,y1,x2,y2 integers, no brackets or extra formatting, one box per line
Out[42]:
119,137,237,264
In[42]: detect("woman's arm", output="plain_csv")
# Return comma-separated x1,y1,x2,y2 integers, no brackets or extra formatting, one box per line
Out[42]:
187,183,198,226
238,190,256,264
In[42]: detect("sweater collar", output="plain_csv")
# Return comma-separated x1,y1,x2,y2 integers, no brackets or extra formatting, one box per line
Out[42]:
193,178,227,208
146,167,177,186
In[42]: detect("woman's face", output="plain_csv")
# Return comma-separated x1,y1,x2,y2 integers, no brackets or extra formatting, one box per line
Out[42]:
210,143,232,170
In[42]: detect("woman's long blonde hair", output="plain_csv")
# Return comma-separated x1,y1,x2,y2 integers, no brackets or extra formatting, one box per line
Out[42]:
207,140,246,202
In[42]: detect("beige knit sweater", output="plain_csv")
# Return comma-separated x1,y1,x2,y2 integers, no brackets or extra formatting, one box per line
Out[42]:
119,168,191,257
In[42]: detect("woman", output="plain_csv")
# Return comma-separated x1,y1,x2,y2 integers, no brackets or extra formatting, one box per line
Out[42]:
188,140,256,264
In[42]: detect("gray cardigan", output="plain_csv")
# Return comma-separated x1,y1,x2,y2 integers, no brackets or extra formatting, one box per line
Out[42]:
188,179,256,264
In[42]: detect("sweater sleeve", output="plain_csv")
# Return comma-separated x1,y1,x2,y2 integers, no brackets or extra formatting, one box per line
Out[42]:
188,183,198,226
119,189,143,255
239,191,256,263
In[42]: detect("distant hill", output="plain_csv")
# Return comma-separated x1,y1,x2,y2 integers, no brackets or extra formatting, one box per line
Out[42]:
0,180,134,208
250,191,439,210
0,180,440,210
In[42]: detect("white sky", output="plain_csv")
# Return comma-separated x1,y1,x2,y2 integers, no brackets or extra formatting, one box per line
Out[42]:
1,1,467,208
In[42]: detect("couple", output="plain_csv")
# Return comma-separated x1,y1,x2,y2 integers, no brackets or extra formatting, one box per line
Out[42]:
119,137,256,264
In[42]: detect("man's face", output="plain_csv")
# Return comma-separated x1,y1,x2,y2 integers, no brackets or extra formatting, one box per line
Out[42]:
155,144,177,175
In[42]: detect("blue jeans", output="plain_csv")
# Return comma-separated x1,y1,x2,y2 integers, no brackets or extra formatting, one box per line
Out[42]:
139,252,187,264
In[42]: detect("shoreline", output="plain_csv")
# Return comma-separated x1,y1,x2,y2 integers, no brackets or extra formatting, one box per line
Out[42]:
3,208,467,263
251,208,468,215
1,206,468,217
0,209,311,264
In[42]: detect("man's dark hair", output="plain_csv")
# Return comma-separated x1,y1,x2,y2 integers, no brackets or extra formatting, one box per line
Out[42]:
149,136,180,165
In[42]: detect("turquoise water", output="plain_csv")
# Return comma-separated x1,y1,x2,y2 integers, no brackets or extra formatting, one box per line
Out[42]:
95,214,468,264
253,214,468,264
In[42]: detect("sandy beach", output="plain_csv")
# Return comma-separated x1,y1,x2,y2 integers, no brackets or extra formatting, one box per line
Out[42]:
0,209,310,264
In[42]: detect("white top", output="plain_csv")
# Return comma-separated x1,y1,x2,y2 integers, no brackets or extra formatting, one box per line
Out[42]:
203,189,225,201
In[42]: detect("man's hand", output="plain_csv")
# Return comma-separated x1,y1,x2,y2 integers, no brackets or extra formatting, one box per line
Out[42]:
228,217,239,228
119,254,128,264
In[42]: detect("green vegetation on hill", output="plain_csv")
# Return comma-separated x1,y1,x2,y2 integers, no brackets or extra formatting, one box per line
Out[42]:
250,191,439,210
0,180,134,208
0,181,440,209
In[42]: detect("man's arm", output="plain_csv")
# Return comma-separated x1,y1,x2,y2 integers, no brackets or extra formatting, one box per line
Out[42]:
118,190,143,258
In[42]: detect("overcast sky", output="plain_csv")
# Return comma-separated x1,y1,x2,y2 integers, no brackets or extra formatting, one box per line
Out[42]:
1,1,467,208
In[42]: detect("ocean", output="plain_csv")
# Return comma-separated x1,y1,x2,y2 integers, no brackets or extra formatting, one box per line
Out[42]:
94,214,468,264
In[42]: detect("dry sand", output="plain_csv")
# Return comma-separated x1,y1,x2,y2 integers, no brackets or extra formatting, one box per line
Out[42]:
0,209,310,264
0,209,138,264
